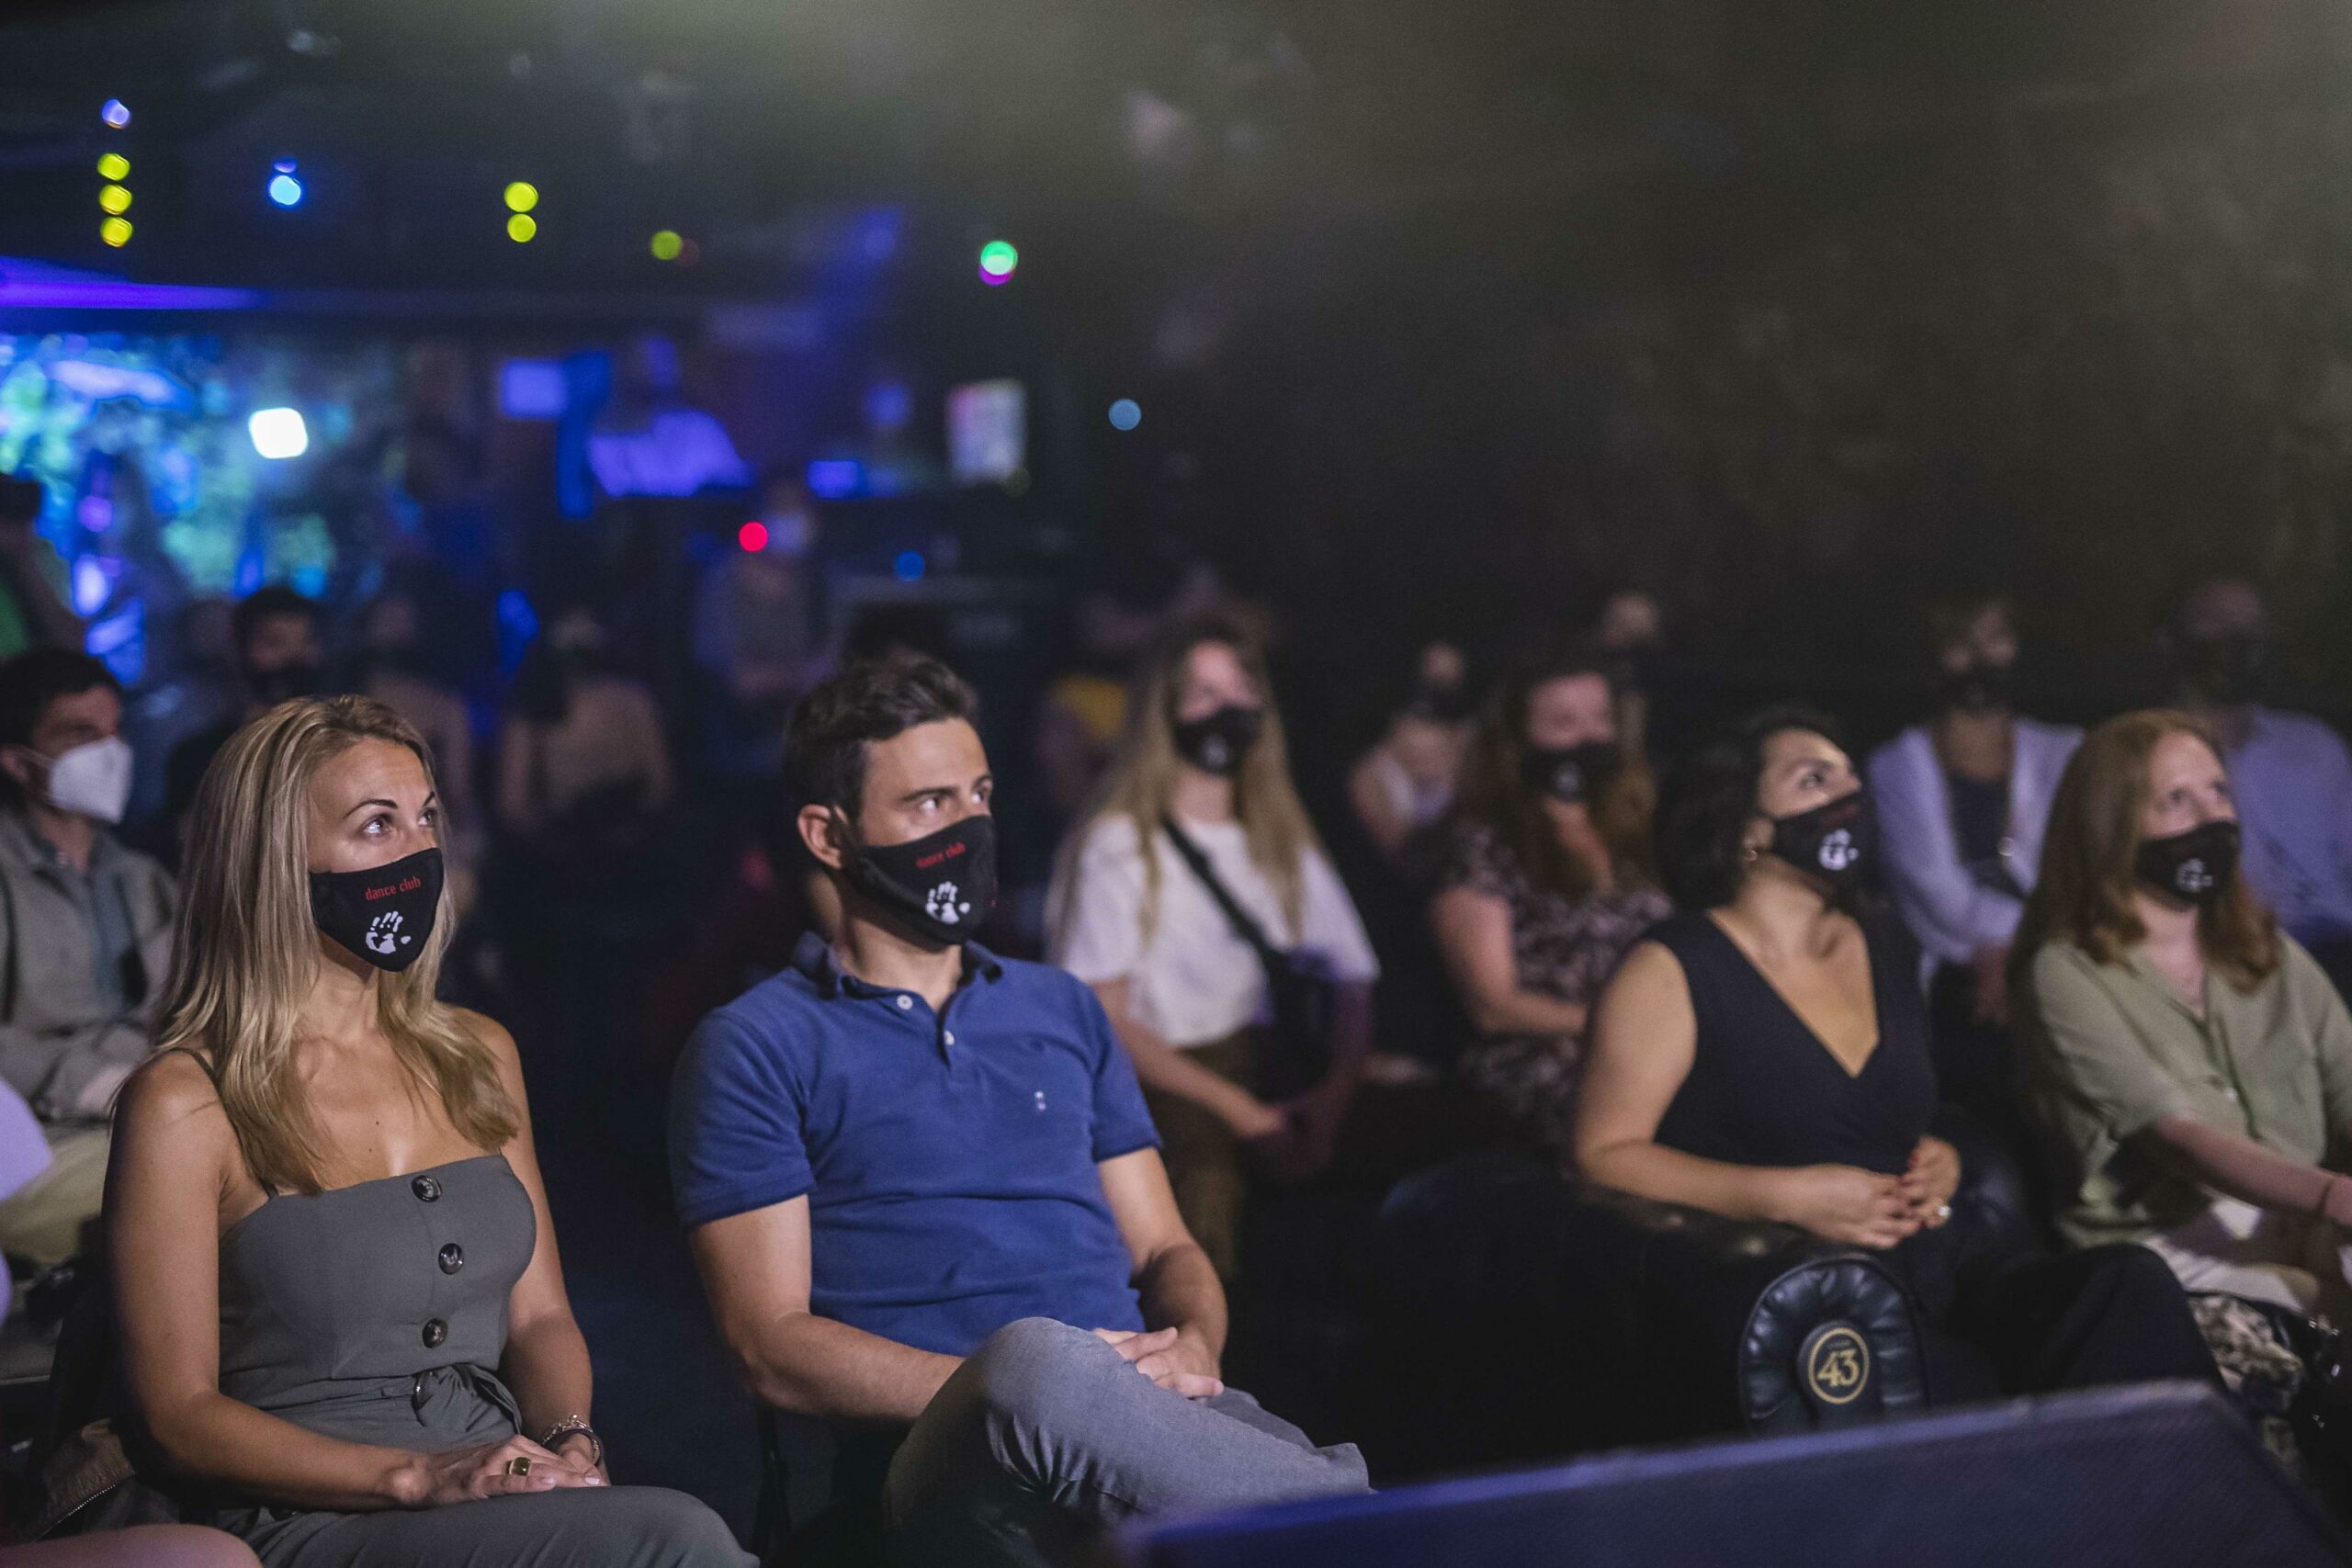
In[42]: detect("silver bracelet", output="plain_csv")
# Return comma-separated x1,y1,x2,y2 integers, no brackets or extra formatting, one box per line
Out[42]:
540,1416,604,1469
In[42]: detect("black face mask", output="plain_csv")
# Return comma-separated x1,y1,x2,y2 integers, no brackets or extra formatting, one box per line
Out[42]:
2179,634,2271,708
1523,741,1620,806
1939,660,2014,716
1404,681,1475,725
1172,705,1262,777
1768,791,1877,891
2136,819,2240,906
246,660,322,707
310,848,444,973
842,813,998,947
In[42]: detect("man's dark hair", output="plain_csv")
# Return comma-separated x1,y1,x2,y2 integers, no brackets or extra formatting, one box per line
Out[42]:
232,584,320,650
785,654,979,822
0,475,42,525
1656,704,1845,910
0,649,121,752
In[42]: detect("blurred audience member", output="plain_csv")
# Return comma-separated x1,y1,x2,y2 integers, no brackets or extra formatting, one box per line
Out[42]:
1593,590,1665,760
692,475,828,801
0,650,175,1268
1577,708,2215,1401
1430,651,1666,1158
1050,618,1378,1280
2165,576,2352,998
492,595,675,1100
1347,641,1473,869
0,475,87,662
495,596,673,858
2017,712,2352,1320
839,604,956,668
345,589,476,814
1035,578,1181,831
125,596,238,830
1869,595,2078,1134
163,586,326,842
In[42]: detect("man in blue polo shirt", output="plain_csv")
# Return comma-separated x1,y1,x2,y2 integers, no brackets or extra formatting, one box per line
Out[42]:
673,654,1366,1563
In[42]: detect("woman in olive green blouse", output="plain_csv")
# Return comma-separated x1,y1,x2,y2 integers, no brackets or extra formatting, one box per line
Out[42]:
2016,710,2352,1318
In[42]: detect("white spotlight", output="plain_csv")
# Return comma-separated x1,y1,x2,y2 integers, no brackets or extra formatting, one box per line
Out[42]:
247,407,309,459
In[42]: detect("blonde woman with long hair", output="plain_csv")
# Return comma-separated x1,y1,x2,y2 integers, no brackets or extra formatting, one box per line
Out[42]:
1049,618,1378,1280
104,696,745,1567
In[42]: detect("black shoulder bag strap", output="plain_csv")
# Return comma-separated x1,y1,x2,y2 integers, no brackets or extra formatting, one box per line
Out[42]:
1158,816,1334,1097
1159,815,1287,970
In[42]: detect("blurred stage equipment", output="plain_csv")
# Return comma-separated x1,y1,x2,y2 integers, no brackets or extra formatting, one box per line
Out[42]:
1121,1383,2346,1568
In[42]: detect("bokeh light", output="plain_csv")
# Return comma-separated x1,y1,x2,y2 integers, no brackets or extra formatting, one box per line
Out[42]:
99,218,132,248
96,153,129,181
978,240,1018,285
650,230,684,262
100,99,130,130
267,173,305,208
506,213,537,243
247,408,311,460
1108,399,1142,431
98,185,132,215
894,550,927,581
737,520,769,553
503,181,539,214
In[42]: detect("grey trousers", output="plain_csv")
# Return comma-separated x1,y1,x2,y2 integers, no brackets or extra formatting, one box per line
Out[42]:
883,1318,1370,1566
230,1484,752,1568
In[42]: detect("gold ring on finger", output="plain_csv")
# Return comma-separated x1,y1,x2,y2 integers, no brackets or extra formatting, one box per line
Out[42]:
505,1456,532,1478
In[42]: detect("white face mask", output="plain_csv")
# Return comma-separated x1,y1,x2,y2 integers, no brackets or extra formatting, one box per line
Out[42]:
39,736,133,825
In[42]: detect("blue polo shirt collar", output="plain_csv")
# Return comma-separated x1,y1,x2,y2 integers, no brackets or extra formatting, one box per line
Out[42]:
788,931,1005,1000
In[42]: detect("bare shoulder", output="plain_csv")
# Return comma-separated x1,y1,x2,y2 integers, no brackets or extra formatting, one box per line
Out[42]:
1609,939,1689,996
116,1049,232,1151
448,1008,522,1070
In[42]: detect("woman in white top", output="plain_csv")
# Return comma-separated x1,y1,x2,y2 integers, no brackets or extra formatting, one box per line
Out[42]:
1866,594,2078,1132
1050,617,1378,1280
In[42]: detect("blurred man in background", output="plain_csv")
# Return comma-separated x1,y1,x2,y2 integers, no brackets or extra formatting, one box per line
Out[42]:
0,649,175,1267
2168,576,2352,998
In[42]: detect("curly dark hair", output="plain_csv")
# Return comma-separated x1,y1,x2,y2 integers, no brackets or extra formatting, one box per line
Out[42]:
1656,704,1847,910
1452,648,1655,900
784,653,979,824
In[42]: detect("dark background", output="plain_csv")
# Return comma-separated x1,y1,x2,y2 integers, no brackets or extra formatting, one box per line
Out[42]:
6,0,2352,740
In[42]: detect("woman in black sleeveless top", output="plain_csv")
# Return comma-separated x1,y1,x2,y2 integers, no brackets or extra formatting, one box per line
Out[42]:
1576,708,2213,1401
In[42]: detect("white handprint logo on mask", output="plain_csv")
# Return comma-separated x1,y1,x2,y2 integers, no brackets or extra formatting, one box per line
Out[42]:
367,910,409,955
925,882,967,925
1818,829,1857,872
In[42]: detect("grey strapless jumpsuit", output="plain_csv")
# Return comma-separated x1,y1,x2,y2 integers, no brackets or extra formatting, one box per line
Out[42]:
200,1154,748,1567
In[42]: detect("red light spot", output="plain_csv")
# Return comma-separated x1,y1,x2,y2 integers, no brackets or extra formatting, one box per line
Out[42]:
738,520,769,552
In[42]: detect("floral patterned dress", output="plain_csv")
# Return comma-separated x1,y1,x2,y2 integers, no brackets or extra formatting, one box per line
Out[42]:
1440,820,1671,1156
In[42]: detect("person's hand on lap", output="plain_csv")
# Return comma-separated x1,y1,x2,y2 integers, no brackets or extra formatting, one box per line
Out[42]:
1900,1136,1962,1227
1093,1326,1225,1399
1767,1165,1923,1249
552,1432,608,1484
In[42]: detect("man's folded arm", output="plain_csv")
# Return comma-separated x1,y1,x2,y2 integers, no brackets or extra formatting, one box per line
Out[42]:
688,1195,961,1425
